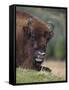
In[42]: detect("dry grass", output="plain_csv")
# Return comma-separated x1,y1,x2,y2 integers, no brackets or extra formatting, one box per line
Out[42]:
16,60,66,83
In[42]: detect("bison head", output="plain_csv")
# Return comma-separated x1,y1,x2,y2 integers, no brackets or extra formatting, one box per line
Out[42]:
16,11,54,71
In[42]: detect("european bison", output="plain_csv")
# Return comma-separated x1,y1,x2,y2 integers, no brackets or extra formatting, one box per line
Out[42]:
16,11,54,71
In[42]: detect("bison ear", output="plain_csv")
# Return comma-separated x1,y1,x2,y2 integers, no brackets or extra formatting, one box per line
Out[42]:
27,17,33,26
47,21,54,37
23,17,33,31
47,21,54,31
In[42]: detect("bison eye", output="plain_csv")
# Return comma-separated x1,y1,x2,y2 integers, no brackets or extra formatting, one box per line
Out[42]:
27,32,37,41
47,36,51,41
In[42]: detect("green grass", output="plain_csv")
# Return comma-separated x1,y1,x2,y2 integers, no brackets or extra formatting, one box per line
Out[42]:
16,68,64,84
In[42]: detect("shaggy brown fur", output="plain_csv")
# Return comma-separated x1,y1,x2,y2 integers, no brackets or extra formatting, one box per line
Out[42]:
16,11,53,70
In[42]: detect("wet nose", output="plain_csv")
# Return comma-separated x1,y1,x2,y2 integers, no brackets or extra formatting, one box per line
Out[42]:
36,51,45,59
35,51,45,62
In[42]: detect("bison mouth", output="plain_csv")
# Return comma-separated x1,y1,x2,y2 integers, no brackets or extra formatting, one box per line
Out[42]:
33,47,46,71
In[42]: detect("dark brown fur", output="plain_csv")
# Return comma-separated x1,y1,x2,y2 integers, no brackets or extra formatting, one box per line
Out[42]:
16,11,53,70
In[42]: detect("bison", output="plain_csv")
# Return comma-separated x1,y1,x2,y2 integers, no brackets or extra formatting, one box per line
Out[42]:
16,11,54,71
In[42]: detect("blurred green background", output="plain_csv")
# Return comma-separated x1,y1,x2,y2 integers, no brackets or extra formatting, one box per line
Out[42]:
16,6,67,61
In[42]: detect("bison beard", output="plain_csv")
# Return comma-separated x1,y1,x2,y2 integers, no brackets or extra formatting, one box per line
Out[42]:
16,11,53,71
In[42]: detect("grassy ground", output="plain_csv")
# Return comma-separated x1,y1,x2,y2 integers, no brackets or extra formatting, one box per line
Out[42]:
16,60,66,84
